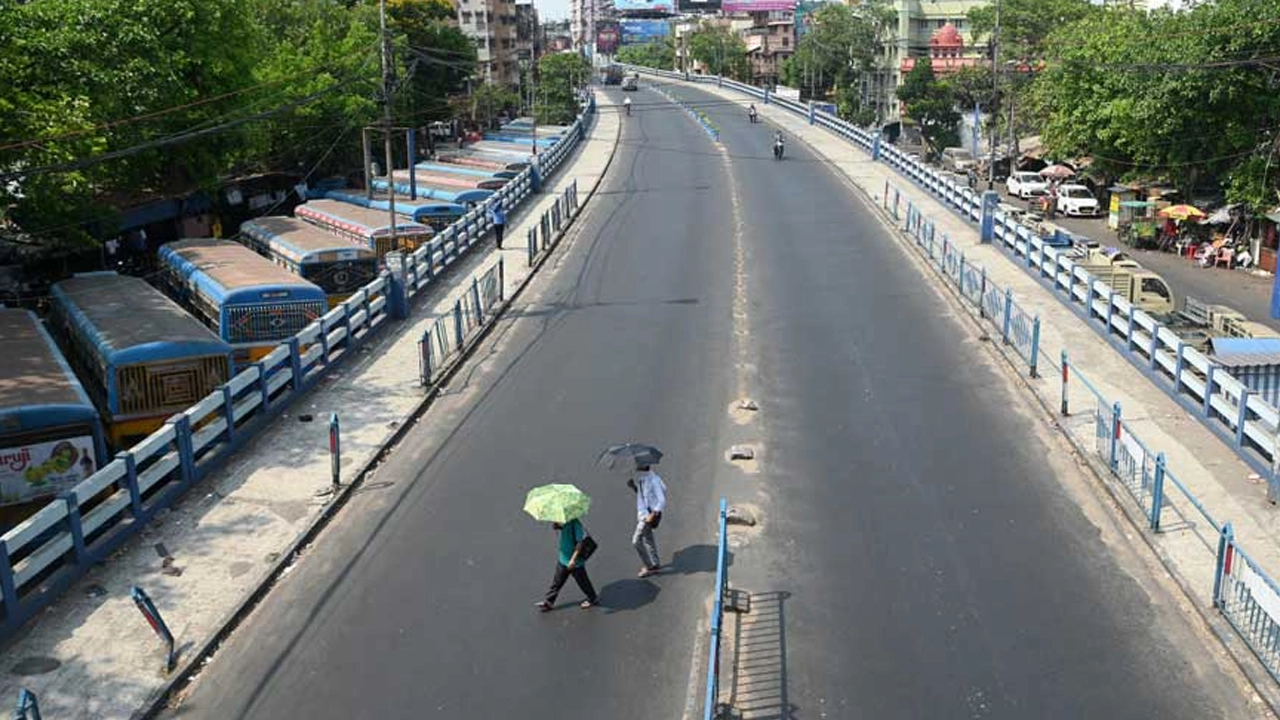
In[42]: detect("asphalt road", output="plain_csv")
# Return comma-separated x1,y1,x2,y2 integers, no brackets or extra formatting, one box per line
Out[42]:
165,84,1259,719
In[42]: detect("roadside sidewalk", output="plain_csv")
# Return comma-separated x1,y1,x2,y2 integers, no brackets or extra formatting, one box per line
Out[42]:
683,80,1280,693
0,103,620,719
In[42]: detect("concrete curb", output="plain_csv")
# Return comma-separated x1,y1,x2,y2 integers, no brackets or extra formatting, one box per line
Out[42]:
767,105,1280,717
133,109,623,720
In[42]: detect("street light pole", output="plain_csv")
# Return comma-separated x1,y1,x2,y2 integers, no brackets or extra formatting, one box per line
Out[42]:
987,0,1000,190
380,0,398,249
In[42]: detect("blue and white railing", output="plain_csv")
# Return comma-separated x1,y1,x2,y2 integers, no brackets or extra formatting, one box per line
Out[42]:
0,96,597,643
704,497,729,720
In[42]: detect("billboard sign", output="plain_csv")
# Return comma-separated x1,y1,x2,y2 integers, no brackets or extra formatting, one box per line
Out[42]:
615,0,673,11
597,22,621,54
721,0,796,10
0,435,97,506
677,0,722,11
620,19,671,45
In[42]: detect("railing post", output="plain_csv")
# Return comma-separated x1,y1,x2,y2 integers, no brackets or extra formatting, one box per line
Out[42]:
0,540,16,627
288,338,304,391
1002,289,1013,343
1110,402,1122,471
1174,342,1186,395
1213,522,1234,608
499,257,506,301
420,329,433,386
1236,388,1252,447
959,254,967,295
471,278,483,324
119,450,142,518
1148,324,1161,370
170,414,196,485
62,493,88,566
221,386,236,444
1061,350,1070,416
807,102,815,125
1106,289,1116,337
1204,365,1217,418
454,300,464,351
1125,303,1136,351
527,226,536,267
979,268,988,317
1029,318,1041,378
1150,453,1166,531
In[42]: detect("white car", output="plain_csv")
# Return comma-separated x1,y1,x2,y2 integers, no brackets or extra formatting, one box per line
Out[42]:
1056,184,1100,217
1006,171,1048,199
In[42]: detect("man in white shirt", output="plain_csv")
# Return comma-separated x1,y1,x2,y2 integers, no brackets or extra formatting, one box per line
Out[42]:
630,464,666,577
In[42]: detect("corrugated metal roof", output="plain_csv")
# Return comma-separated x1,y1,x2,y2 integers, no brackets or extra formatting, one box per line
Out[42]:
1208,337,1280,367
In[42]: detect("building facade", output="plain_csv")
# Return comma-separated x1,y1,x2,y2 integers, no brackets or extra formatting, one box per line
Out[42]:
743,17,794,87
457,0,520,86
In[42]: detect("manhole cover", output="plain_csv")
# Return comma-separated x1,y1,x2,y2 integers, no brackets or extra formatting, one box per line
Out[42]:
12,656,60,676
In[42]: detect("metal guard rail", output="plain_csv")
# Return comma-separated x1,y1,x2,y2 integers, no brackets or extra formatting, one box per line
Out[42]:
0,97,597,642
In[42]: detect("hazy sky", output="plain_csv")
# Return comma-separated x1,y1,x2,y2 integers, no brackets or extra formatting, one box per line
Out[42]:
535,0,570,21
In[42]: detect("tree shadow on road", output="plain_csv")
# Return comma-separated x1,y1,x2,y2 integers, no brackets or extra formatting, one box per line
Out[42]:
598,578,660,613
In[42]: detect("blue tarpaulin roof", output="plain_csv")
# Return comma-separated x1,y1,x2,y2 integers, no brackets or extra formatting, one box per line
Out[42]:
1208,338,1280,367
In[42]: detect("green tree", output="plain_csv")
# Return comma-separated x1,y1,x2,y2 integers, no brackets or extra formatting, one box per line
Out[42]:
896,58,960,154
781,1,893,119
388,0,477,123
535,52,592,124
617,39,676,71
968,0,1099,63
469,83,521,128
687,23,749,81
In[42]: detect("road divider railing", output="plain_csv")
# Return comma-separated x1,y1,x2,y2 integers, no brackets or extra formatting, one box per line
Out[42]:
0,94,599,644
898,176,1280,688
417,258,506,386
640,59,1280,501
704,497,728,720
525,179,580,268
899,198,1042,378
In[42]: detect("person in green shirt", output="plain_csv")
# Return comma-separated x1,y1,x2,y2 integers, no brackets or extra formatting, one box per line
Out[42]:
535,518,599,611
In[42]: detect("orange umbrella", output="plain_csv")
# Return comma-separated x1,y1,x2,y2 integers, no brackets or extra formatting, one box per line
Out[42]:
1158,204,1206,221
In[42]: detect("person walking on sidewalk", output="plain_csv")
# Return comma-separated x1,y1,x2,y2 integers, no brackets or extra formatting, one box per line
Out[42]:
629,464,667,577
536,518,599,611
489,202,507,249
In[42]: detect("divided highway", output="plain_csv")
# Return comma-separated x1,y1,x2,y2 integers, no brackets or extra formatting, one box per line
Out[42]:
164,85,1260,719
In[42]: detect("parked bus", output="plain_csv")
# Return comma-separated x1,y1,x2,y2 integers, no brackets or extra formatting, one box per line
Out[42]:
240,217,379,307
328,189,481,221
414,162,518,180
388,169,508,191
158,239,327,364
48,273,233,446
435,152,528,172
0,308,106,522
294,199,434,257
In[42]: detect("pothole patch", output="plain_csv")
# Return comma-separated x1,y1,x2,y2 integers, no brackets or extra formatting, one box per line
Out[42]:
11,656,60,676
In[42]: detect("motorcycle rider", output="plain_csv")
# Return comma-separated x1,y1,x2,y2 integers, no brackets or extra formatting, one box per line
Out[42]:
624,96,632,116
773,130,785,158
748,104,758,123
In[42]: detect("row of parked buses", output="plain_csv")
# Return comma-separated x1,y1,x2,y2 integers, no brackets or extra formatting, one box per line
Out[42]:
0,143,537,526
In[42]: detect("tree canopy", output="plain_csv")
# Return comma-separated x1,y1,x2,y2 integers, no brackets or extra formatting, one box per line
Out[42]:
617,39,676,71
781,1,893,123
0,0,474,250
536,52,592,125
896,59,960,154
687,23,750,81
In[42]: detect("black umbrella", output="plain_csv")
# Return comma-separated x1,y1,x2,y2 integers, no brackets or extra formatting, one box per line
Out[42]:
597,443,664,470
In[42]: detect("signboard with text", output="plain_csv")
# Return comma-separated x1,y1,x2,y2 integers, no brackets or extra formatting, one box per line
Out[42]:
597,22,621,54
677,0,722,12
621,19,671,45
615,0,673,11
0,435,97,505
721,0,796,11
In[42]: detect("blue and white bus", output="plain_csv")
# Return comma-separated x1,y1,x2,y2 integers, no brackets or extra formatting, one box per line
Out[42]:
158,239,327,364
48,272,233,446
240,217,379,308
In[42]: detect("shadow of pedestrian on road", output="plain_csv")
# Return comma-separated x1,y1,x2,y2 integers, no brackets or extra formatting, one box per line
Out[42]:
669,544,731,575
598,579,660,613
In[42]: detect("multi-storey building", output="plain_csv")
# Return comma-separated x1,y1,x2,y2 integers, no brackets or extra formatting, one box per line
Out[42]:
743,17,794,87
457,0,520,86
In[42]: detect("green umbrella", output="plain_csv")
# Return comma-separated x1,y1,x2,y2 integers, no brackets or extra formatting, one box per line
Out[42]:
523,483,591,524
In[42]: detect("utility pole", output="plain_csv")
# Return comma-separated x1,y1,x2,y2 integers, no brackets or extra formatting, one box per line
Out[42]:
380,0,399,249
987,0,1000,190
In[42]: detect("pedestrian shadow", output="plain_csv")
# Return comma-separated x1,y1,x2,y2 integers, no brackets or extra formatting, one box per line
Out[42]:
725,590,796,720
598,578,660,613
669,544,729,575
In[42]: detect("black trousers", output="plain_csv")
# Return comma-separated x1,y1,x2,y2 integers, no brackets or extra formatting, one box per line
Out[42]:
544,562,597,604
494,222,505,248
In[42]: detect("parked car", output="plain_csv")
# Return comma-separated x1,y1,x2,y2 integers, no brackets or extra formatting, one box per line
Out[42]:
1006,171,1049,199
1056,184,1100,217
621,76,638,91
940,147,976,173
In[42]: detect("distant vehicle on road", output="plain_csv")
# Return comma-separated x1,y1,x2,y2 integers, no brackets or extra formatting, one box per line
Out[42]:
621,76,638,91
1007,171,1049,199
1056,184,1100,217
940,147,976,173
603,66,623,85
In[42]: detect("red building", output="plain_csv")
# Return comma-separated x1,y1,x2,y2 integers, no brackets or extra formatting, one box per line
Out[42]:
899,23,982,76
